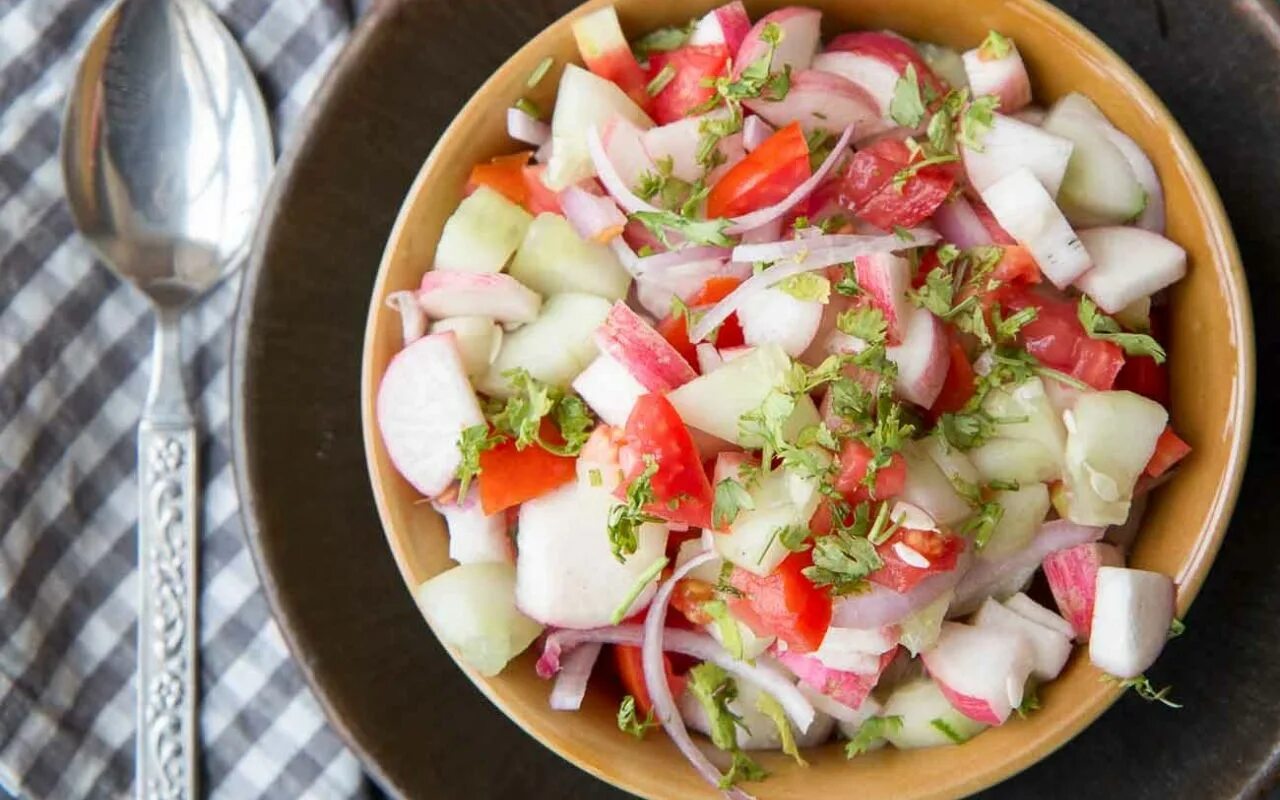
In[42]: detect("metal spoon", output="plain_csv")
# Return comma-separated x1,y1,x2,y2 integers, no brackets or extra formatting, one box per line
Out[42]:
61,0,272,797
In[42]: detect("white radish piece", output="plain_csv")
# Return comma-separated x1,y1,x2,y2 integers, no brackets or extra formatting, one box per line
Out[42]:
962,44,1032,113
1061,390,1167,525
508,212,632,301
1074,227,1187,314
1012,106,1047,126
417,270,542,324
745,69,884,136
736,286,824,358
881,678,988,748
433,492,513,565
595,301,698,392
433,185,533,273
428,316,501,379
571,352,647,426
695,343,725,374
742,115,775,151
973,598,1072,681
479,292,611,397
854,252,912,341
634,257,747,320
963,114,1074,196
774,648,895,710
385,290,426,345
811,50,899,119
516,482,669,628
1042,542,1125,640
545,64,653,189
952,519,1105,614
981,168,1092,288
415,562,543,677
376,332,484,497
689,1,752,53
886,307,949,408
922,621,1035,725
1089,567,1176,679
641,111,730,182
1003,592,1077,641
735,6,822,76
979,482,1051,559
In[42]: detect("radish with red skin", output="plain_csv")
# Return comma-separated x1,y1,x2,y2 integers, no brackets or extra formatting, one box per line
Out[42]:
853,252,912,342
824,31,944,103
922,622,1035,725
736,286,824,357
594,301,697,393
810,51,900,121
1043,542,1125,641
434,491,514,566
980,167,1092,289
774,647,897,710
376,332,485,498
689,1,752,52
572,352,647,426
962,42,1032,114
1074,227,1187,314
886,306,950,408
973,598,1072,681
734,6,822,77
1004,593,1077,641
745,69,884,136
1089,567,1176,679
571,6,649,105
952,519,1105,614
641,111,739,183
963,114,1074,196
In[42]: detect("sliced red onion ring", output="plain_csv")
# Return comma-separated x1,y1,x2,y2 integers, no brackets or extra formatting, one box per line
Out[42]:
549,641,601,711
610,237,640,275
507,106,551,147
384,290,426,345
724,124,854,234
831,561,967,629
742,115,775,152
931,195,993,249
689,229,940,342
731,230,937,263
560,184,627,243
952,520,1105,611
634,245,733,275
587,124,661,215
738,216,784,244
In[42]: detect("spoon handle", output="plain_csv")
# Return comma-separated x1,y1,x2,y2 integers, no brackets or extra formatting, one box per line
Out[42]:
137,310,199,800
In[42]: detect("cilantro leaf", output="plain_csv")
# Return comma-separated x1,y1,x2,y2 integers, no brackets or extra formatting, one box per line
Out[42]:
1016,682,1041,719
632,23,694,59
960,499,1004,549
486,368,595,456
930,717,967,743
803,518,884,595
938,410,998,450
703,599,745,660
844,715,902,757
686,662,769,788
738,389,798,467
1104,673,1182,708
756,692,806,766
607,456,662,562
777,272,831,303
979,30,1014,60
713,477,755,529
646,63,677,96
993,304,1038,342
959,95,1001,151
526,56,554,89
610,555,668,624
1077,296,1167,363
1168,618,1186,639
617,695,658,738
890,64,927,128
455,424,503,497
836,306,888,345
631,210,734,246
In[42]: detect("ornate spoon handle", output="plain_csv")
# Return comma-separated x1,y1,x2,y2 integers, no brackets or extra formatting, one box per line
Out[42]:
136,310,198,800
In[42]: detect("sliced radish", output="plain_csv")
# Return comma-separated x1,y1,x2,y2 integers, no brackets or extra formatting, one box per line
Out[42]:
433,185,533,273
415,562,543,677
832,564,967,630
980,167,1092,288
376,332,484,497
546,64,653,190
427,316,501,379
963,114,1074,197
1043,542,1125,641
479,293,612,397
930,194,994,249
962,44,1031,113
1012,106,1046,126
689,1,752,53
854,252,912,341
775,647,896,710
595,301,698,392
1100,125,1164,232
886,307,949,408
952,519,1105,614
1073,227,1187,314
641,110,730,183
634,257,746,320
736,286,824,358
695,342,725,374
1089,567,1176,679
980,482,1051,559
814,625,899,673
507,106,551,147
745,69,884,136
881,678,988,748
734,6,821,77
433,491,513,565
509,212,632,301
742,114,775,151
417,270,542,324
922,621,1034,724
385,290,426,346
571,352,647,426
822,31,942,114
1061,390,1167,526
973,598,1072,681
516,482,669,628
1004,592,1076,641
559,184,626,243
810,51,900,120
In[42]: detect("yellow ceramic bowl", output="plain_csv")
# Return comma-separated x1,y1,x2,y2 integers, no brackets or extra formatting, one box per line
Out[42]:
361,1,1254,797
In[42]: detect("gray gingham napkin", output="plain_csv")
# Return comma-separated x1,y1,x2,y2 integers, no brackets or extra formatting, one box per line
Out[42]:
0,1,372,797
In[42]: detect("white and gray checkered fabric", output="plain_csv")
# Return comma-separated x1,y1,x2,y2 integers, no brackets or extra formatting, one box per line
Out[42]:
0,1,371,798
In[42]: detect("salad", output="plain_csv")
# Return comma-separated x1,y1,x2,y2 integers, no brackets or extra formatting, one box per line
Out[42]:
376,3,1193,795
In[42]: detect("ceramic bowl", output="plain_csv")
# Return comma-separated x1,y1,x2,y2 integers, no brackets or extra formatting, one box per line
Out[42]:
360,1,1254,797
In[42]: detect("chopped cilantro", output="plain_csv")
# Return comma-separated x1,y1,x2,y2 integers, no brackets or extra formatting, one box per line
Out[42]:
646,63,677,96
979,30,1014,61
486,368,593,456
930,717,967,743
631,210,734,246
777,272,831,303
631,23,694,59
959,95,1001,151
1104,673,1182,708
993,304,1038,342
891,152,959,193
890,63,927,128
454,424,503,497
687,663,768,788
1077,296,1167,363
617,695,658,738
513,97,543,120
960,499,1004,549
703,599,745,660
756,692,806,766
836,306,888,344
713,477,756,529
844,715,902,757
610,555,668,624
526,56,554,88
1168,618,1186,639
607,456,662,562
803,502,885,594
1016,682,1041,718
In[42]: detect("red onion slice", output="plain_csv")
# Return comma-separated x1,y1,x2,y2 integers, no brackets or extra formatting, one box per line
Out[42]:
549,642,601,711
507,107,551,147
384,290,426,346
610,237,640,275
634,246,733,275
731,230,937,264
587,124,661,215
831,561,967,629
689,229,939,342
724,124,854,234
952,520,1105,611
560,184,627,243
742,115,775,152
931,195,994,249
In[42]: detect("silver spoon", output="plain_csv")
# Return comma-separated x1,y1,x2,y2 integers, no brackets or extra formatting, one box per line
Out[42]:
61,0,273,797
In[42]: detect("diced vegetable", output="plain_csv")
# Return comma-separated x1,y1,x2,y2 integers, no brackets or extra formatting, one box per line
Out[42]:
509,213,632,301
545,64,653,189
968,377,1068,484
429,316,501,378
898,440,971,526
774,647,896,710
881,677,988,748
434,185,533,273
737,286,825,358
597,301,698,392
980,167,1091,288
646,44,731,125
477,424,578,515
963,114,1074,197
1074,227,1187,315
980,482,1051,559
689,2,752,53
898,589,954,656
1042,542,1124,640
417,270,542,324
1145,426,1191,478
838,139,956,230
869,527,965,594
434,492,513,565
715,464,819,575
571,6,648,103
680,669,836,749
571,352,646,426
1089,567,1176,679
735,6,822,76
962,39,1031,113
1061,390,1168,525
921,621,1035,724
1003,592,1076,640
617,394,716,529
916,42,968,90
479,292,612,397
707,121,812,219
415,562,543,676
855,253,912,341
1041,93,1147,226
730,552,833,653
973,598,1072,681
887,307,950,408
745,69,883,136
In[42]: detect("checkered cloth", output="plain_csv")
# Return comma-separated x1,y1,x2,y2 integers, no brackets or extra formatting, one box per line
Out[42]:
0,1,371,798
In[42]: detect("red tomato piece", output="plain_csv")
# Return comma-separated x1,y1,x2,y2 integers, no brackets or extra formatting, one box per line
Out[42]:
1115,354,1169,405
477,422,578,515
833,440,907,502
646,44,730,124
1002,288,1125,390
869,527,964,593
521,164,564,215
1069,337,1125,391
616,394,715,529
1145,426,1191,478
707,121,811,219
837,138,955,229
670,578,716,626
614,645,686,717
467,151,534,207
656,276,745,368
992,245,1041,285
729,552,833,653
929,340,977,418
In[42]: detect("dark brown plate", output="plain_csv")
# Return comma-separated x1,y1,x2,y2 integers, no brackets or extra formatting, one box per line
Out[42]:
232,0,1280,797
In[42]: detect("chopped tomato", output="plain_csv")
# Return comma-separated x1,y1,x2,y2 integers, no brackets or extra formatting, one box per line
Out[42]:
833,440,907,502
837,138,954,229
1002,288,1125,390
869,527,964,593
968,193,1017,244
670,578,716,626
992,245,1040,285
929,340,976,418
521,164,563,215
580,42,650,106
467,151,534,207
707,121,811,219
656,276,745,367
646,44,730,124
1115,354,1169,405
1070,337,1125,390
614,645,686,716
1145,426,1191,478
617,394,715,529
477,422,577,514
729,552,833,653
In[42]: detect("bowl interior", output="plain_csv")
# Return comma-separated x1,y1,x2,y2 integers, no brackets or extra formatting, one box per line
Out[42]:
359,1,1253,797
